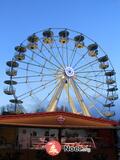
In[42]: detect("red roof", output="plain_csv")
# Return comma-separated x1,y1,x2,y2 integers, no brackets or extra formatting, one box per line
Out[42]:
0,112,118,128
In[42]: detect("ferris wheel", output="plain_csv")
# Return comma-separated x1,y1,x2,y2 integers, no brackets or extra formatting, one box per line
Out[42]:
4,28,118,118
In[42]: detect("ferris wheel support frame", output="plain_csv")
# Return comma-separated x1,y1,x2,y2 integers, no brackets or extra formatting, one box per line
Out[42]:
47,76,91,116
47,79,65,112
64,84,77,113
70,79,91,116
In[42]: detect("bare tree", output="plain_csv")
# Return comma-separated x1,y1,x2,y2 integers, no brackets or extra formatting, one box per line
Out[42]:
0,104,26,115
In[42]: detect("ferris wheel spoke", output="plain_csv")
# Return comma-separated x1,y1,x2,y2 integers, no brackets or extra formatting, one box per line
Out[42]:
18,66,56,75
13,75,41,79
12,73,56,79
81,71,104,80
39,43,44,52
21,80,57,100
76,75,106,91
76,83,103,111
39,39,64,69
76,78,106,91
26,53,54,78
17,78,57,98
18,60,58,72
19,60,42,68
75,80,106,108
34,82,59,106
75,78,107,99
76,61,99,72
70,47,77,67
76,75,106,85
25,53,43,65
84,72,106,85
72,51,88,68
29,48,63,71
86,92,104,106
86,79,105,91
18,67,41,74
39,55,53,81
48,43,65,69
38,49,63,71
54,39,66,67
85,96,105,117
23,53,56,75
78,69,104,84
76,69,110,74
74,59,98,71
75,60,98,71
83,73,105,78
17,79,56,84
66,42,69,66
75,81,105,117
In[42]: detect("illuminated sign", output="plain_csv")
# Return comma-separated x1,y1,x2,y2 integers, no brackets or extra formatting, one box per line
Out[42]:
44,140,96,156
62,142,95,153
45,140,62,156
63,145,91,153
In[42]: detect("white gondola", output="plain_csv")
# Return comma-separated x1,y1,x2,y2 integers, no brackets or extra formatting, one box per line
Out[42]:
4,80,17,85
43,37,53,44
103,111,115,117
106,78,115,84
88,50,98,57
99,62,109,69
43,30,53,44
14,46,26,61
98,55,108,62
27,42,38,50
108,94,118,101
6,61,19,67
15,53,25,61
15,46,26,52
74,35,84,48
59,30,69,44
6,69,17,76
75,41,84,48
105,70,116,76
9,99,23,104
88,43,98,57
107,86,118,92
4,86,15,95
104,103,115,108
27,34,39,43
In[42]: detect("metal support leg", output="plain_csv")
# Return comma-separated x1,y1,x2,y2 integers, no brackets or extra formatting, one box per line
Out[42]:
70,79,91,116
47,79,65,112
64,84,77,113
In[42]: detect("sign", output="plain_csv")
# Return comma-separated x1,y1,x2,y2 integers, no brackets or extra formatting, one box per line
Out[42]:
57,115,65,124
45,140,62,156
63,144,91,153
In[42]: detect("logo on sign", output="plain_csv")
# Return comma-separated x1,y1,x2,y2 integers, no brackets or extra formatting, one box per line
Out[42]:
57,115,65,124
45,140,62,156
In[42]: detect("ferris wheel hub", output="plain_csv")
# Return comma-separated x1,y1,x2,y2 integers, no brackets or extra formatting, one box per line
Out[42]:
65,67,74,77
